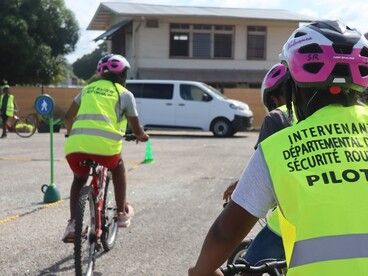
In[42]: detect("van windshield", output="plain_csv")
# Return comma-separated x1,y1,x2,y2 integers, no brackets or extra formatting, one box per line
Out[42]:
202,83,228,100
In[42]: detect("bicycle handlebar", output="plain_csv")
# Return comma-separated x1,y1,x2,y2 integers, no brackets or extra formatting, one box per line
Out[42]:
221,260,286,276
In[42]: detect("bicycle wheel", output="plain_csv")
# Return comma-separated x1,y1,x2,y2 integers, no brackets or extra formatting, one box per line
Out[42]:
227,239,253,265
14,114,38,138
101,171,118,251
74,186,97,276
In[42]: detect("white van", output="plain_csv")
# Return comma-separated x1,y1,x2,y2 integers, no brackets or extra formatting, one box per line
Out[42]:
125,80,253,137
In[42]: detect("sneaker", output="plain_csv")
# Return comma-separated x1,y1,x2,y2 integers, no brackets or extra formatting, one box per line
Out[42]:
1,134,7,138
62,219,75,243
118,203,134,228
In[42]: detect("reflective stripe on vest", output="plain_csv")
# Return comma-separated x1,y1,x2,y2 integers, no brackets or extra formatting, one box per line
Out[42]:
70,128,122,141
290,234,368,268
259,104,368,274
75,114,112,124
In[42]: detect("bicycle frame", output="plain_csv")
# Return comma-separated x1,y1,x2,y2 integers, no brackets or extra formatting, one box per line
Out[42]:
87,162,108,239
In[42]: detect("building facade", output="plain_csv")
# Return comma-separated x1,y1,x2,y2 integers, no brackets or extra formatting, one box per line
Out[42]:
88,2,314,88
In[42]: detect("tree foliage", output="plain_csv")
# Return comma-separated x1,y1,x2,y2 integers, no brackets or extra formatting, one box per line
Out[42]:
72,43,107,81
0,0,79,85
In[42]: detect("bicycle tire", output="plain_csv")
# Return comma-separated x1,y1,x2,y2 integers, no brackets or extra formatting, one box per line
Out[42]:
14,114,38,138
227,239,253,265
74,186,97,276
101,171,119,251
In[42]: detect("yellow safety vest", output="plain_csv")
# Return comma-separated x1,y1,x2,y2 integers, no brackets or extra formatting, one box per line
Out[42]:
260,104,368,275
65,80,127,156
267,104,297,236
0,94,15,117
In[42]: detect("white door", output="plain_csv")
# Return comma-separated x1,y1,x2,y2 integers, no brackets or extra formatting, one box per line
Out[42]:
175,84,212,129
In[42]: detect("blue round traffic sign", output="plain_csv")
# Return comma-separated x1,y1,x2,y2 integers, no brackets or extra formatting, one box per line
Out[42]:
35,94,54,116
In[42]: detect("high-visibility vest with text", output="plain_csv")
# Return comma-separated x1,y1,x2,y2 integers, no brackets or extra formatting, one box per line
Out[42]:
260,104,368,275
64,80,127,156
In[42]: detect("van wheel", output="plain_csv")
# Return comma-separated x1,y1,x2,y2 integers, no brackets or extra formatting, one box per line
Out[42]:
211,118,233,137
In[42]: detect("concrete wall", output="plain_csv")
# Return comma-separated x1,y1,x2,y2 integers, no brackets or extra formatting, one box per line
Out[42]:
10,87,81,120
10,86,265,129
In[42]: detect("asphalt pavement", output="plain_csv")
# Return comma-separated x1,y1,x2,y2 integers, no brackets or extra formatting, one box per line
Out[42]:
0,129,261,276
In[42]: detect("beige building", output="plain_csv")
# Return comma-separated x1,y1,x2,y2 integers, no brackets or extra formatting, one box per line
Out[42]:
88,2,314,88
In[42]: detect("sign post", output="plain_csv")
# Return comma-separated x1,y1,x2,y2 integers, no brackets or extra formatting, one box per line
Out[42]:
34,94,61,203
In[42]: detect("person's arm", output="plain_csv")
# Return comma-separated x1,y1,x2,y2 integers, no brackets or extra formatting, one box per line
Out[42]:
188,201,258,276
123,90,149,142
127,116,149,142
190,149,275,275
64,101,79,135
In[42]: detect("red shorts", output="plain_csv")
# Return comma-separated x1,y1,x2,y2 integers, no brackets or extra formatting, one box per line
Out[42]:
66,153,121,176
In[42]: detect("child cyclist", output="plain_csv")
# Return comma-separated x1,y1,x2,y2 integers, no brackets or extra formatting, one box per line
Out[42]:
189,20,368,275
223,63,296,270
63,54,149,242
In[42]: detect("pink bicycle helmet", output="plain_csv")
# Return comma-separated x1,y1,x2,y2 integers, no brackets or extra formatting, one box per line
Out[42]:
261,63,289,111
280,20,368,92
97,54,131,76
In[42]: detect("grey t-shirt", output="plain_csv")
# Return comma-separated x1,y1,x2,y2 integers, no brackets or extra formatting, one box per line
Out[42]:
232,108,292,218
255,108,291,149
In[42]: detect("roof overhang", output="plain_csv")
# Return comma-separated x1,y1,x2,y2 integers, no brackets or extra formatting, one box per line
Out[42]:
137,68,268,83
88,3,315,31
93,20,132,42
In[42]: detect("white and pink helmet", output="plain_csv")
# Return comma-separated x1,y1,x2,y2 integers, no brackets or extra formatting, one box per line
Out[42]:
97,54,131,76
279,20,368,92
261,63,289,110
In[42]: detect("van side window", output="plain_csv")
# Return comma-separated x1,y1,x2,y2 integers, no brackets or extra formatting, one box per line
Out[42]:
142,84,174,99
180,84,212,102
125,83,143,98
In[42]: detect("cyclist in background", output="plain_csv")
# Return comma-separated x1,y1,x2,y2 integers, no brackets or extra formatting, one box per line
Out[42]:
189,20,368,275
62,54,149,242
0,84,18,138
222,63,295,270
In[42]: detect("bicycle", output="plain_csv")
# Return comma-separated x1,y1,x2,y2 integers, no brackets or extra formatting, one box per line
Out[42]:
73,159,118,276
221,259,287,276
5,113,38,138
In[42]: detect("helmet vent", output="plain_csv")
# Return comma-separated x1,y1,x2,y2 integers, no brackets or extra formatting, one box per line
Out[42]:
332,44,352,54
360,47,368,57
331,63,350,77
303,63,323,73
271,70,281,78
294,31,306,38
299,43,323,53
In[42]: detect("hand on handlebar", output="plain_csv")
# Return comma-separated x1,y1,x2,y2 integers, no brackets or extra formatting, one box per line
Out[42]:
135,132,149,143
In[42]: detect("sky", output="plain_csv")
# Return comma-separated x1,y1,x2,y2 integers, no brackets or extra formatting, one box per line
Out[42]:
64,0,368,64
